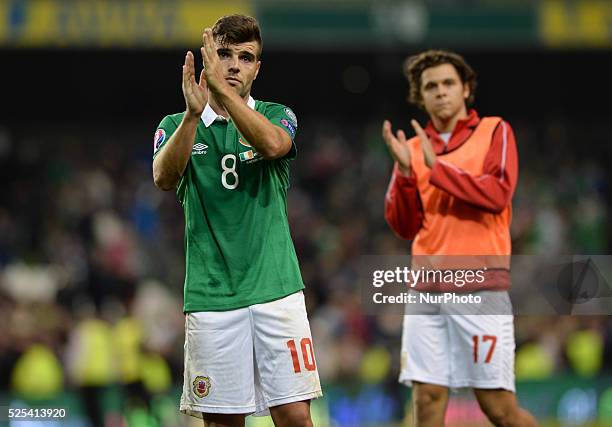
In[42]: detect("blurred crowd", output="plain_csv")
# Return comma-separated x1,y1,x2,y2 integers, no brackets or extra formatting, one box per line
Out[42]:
0,112,611,425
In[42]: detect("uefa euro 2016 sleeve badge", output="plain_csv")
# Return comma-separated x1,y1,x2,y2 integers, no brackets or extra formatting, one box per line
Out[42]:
193,376,211,398
153,129,166,153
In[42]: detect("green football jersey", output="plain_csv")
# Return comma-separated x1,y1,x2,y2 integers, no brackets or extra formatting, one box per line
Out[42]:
153,98,304,312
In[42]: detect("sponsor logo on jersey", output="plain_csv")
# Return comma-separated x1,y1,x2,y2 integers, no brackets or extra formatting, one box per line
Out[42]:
193,376,211,398
284,108,297,126
192,143,208,155
280,118,296,138
239,136,252,147
239,150,261,163
153,129,166,152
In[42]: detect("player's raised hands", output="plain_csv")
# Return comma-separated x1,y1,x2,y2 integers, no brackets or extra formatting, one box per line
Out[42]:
182,51,208,118
201,28,226,94
382,120,412,176
411,119,437,169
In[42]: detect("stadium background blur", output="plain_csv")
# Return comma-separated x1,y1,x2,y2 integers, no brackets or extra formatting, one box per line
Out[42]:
1,0,612,426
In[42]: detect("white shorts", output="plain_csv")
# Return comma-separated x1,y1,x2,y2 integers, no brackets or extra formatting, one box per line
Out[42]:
180,291,322,418
399,294,515,392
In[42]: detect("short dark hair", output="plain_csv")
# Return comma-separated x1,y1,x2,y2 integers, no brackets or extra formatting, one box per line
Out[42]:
404,49,477,109
212,14,262,59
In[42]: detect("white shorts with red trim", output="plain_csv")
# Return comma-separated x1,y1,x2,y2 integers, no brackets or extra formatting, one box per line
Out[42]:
399,299,515,392
180,290,322,418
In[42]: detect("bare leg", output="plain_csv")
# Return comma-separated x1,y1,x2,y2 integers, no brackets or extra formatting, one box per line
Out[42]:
202,413,246,427
474,388,538,427
269,400,313,427
411,382,449,427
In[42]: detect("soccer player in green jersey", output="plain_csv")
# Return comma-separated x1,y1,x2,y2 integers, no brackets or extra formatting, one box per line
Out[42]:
152,15,321,427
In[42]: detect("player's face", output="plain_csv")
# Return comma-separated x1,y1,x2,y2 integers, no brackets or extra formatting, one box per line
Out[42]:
215,40,261,99
420,63,469,122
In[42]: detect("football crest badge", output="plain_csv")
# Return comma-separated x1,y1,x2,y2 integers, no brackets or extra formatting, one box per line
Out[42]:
239,136,252,147
193,376,211,398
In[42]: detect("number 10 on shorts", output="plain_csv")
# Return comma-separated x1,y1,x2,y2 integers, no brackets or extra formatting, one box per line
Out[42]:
286,338,316,373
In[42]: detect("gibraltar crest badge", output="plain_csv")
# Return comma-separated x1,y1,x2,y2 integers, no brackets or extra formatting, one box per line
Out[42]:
193,376,211,398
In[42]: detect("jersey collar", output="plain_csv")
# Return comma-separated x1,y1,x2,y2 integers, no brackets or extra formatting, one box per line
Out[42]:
201,96,256,128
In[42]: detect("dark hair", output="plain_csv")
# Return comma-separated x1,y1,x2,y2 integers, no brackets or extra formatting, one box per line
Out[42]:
404,49,477,109
212,14,262,59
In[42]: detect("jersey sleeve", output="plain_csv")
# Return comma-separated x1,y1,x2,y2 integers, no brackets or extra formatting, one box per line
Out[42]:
152,115,180,159
385,163,424,240
266,104,298,160
429,120,518,213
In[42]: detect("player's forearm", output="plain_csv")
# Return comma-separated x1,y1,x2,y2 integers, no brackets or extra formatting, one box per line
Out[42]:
429,121,518,213
217,89,290,159
429,160,513,213
153,114,199,190
385,163,423,240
